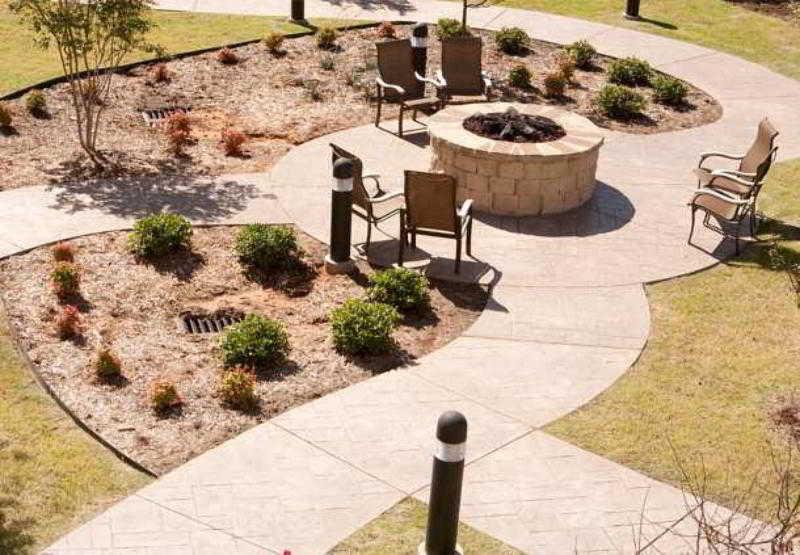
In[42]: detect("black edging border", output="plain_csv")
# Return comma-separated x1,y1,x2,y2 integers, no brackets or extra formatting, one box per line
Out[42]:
0,19,413,101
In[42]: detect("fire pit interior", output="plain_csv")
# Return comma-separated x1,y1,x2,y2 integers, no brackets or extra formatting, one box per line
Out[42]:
463,109,567,143
428,103,605,216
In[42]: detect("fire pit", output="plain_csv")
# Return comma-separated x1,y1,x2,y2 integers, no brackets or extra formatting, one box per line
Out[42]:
428,103,605,216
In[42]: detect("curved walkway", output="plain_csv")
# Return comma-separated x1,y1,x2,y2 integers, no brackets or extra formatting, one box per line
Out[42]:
0,2,792,554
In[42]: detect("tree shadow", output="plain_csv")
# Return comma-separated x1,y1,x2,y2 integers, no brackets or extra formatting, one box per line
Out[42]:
45,172,265,221
0,498,35,555
318,0,416,15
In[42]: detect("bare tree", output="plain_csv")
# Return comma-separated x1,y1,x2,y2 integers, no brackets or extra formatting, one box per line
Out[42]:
460,0,493,29
10,0,158,165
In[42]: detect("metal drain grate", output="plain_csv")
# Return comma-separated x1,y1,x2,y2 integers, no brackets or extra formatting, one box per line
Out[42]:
141,106,191,127
181,313,243,334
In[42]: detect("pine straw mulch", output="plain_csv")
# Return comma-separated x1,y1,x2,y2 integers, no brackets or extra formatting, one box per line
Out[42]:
726,0,800,22
0,226,488,474
0,25,721,191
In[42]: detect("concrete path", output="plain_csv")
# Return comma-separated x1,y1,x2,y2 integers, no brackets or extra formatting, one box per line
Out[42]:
0,1,793,553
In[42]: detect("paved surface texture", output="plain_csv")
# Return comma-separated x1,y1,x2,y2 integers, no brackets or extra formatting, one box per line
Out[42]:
0,0,793,553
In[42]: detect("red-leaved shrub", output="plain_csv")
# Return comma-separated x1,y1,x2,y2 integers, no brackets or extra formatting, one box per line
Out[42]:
52,242,75,262
217,47,239,65
56,305,81,339
377,22,396,38
221,128,247,157
165,112,192,155
152,63,171,83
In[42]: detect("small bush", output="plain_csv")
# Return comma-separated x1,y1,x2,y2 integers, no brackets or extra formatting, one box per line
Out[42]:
0,103,12,128
221,128,247,157
320,54,335,71
221,314,290,369
316,25,338,49
263,31,285,54
51,262,80,299
150,381,182,414
651,74,689,106
436,18,469,40
152,63,171,83
543,71,567,97
367,267,430,312
217,368,258,411
596,83,647,119
607,56,652,86
94,348,122,381
25,89,47,115
52,242,75,262
330,299,400,355
128,213,192,258
217,47,239,65
56,305,81,339
554,51,576,82
507,64,532,88
376,21,396,38
494,27,529,55
304,79,323,101
565,40,596,69
165,112,191,155
235,224,298,270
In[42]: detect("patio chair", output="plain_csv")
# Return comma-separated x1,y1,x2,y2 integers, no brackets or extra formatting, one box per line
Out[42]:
688,189,754,255
330,143,404,253
398,170,473,274
436,36,492,105
375,39,443,136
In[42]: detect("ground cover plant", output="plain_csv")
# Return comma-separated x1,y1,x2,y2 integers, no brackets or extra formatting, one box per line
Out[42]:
0,226,487,474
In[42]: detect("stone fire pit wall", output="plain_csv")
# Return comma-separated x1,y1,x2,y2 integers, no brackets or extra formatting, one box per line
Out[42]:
428,103,605,216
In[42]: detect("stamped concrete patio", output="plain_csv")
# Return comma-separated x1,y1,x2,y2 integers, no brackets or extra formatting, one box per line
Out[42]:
0,0,795,553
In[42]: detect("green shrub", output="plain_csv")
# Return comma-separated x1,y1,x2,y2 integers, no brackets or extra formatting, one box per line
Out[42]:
94,348,122,381
220,314,290,369
543,70,567,97
150,381,182,414
436,18,469,40
217,368,258,411
565,40,596,69
235,224,298,270
25,89,47,115
128,213,192,258
507,64,532,88
651,74,689,106
330,299,400,355
554,51,576,82
0,103,11,128
607,57,652,86
494,27,529,55
263,31,285,54
320,54,335,71
316,25,338,49
51,262,80,299
367,268,430,312
596,84,647,119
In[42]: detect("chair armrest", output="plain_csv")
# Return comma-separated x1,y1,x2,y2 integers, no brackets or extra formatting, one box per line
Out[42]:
415,72,443,89
715,169,757,180
368,190,404,204
698,151,743,168
376,76,405,95
435,69,447,88
458,199,474,219
363,174,384,195
689,189,750,207
708,171,755,187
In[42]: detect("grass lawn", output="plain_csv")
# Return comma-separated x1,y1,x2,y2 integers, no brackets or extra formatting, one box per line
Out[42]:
490,0,800,80
0,0,355,95
330,497,522,554
0,309,150,553
547,158,800,520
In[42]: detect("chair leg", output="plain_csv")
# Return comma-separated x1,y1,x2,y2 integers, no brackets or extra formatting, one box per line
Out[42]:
455,237,462,274
688,207,697,246
398,216,405,267
365,220,372,254
466,218,473,256
375,95,382,127
411,231,416,248
399,105,404,137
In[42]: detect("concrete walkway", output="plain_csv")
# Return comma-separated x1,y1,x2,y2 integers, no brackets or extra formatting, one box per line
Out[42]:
0,1,793,553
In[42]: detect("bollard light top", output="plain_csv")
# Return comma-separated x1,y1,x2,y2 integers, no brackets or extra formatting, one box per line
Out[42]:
332,157,354,179
436,410,467,444
412,22,429,38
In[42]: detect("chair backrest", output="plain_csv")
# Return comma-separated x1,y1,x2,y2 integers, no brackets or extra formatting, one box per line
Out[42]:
740,118,779,178
330,143,371,213
376,39,418,101
441,36,483,95
404,170,457,233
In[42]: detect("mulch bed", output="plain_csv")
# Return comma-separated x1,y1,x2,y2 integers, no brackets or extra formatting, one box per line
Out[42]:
726,0,799,22
0,25,720,191
0,226,488,474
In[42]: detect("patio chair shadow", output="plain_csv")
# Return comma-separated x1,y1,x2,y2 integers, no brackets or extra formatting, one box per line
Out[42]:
320,0,416,15
45,174,268,221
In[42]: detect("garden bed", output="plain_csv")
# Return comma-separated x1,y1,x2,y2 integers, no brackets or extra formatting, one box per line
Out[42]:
0,226,487,474
0,25,720,191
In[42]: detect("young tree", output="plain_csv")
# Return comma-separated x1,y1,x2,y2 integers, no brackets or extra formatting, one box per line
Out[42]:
460,0,491,29
10,0,158,165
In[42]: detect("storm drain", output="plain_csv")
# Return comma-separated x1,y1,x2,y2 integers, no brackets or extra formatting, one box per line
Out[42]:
181,313,243,334
141,106,191,127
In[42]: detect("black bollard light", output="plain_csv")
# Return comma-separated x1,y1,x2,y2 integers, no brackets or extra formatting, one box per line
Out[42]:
291,0,304,22
624,0,641,19
325,157,355,275
420,411,467,555
411,23,429,98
